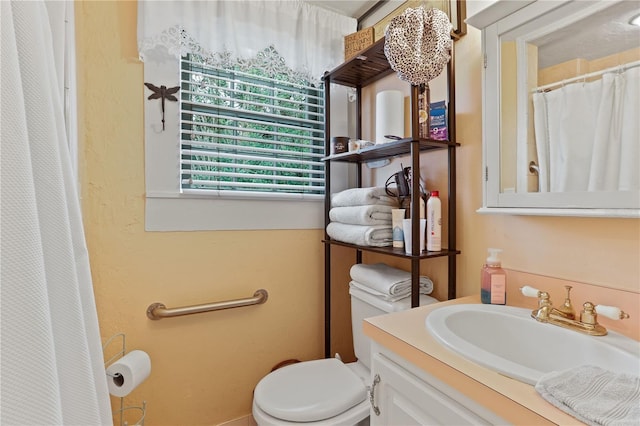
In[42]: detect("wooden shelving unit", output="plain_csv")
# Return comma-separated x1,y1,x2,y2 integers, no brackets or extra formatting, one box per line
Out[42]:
322,38,459,357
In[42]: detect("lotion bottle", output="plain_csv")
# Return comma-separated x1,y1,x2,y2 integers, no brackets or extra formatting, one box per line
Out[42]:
426,191,441,251
481,248,506,305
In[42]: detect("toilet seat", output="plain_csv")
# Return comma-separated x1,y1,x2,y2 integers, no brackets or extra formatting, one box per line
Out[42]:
252,398,370,426
253,358,367,423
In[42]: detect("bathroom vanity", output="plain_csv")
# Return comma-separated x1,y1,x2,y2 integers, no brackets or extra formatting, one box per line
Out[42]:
364,296,582,425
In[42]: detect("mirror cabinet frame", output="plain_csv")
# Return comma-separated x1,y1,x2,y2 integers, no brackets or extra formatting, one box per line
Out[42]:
467,0,640,218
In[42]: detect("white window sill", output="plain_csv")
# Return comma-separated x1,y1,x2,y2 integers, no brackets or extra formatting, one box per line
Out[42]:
145,193,324,231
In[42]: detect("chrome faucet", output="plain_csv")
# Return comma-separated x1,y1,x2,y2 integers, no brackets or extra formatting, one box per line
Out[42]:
521,285,630,336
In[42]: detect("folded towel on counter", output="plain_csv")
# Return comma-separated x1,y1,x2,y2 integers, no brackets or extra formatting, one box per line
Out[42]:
331,187,398,207
329,205,393,226
349,263,434,296
349,282,440,310
326,222,392,247
535,365,640,426
350,280,434,302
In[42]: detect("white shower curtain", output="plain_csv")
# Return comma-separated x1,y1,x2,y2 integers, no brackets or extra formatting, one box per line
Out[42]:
532,66,640,193
1,1,112,425
602,67,640,192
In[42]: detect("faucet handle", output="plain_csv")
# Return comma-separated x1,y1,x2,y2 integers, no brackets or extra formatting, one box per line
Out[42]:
595,305,630,320
521,285,541,298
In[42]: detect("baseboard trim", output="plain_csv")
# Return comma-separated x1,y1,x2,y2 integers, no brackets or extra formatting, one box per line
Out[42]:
217,414,257,426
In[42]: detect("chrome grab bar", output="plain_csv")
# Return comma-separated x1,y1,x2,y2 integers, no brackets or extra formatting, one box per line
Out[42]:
146,289,268,320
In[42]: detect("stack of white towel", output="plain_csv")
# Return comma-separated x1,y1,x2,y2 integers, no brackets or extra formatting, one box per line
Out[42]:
349,263,436,303
326,187,398,247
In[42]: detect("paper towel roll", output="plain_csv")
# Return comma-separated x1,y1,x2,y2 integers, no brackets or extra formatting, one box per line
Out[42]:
376,90,404,144
106,350,151,397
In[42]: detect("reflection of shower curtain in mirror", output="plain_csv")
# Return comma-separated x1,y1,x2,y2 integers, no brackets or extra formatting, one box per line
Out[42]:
532,67,639,192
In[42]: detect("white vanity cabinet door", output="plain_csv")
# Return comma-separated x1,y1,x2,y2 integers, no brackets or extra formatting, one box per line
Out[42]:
370,352,499,425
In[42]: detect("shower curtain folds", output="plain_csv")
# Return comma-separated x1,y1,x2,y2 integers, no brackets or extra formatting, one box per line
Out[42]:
1,1,112,424
532,65,640,193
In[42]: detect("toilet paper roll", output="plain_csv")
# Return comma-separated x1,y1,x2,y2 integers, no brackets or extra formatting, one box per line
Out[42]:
106,350,151,397
376,90,404,144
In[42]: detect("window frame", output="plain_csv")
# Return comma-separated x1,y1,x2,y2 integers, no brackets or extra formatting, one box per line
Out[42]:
143,47,351,231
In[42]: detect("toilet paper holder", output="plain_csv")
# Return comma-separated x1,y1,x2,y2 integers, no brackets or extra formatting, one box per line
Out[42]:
103,333,147,426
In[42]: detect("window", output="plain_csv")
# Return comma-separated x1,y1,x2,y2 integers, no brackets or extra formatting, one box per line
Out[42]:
142,45,340,231
138,1,356,231
180,50,325,199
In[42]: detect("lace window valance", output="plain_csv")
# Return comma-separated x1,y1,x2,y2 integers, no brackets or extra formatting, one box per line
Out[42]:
137,0,356,85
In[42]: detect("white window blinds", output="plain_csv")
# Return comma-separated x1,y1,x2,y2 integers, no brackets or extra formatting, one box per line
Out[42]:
180,52,325,198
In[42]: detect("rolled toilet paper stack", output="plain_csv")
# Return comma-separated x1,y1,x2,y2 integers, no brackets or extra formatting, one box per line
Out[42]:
106,350,151,397
376,90,404,144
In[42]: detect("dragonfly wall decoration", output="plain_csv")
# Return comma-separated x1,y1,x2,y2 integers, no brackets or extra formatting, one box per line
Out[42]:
144,83,180,131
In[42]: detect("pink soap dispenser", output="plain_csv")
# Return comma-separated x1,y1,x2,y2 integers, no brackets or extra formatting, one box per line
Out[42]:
481,248,506,305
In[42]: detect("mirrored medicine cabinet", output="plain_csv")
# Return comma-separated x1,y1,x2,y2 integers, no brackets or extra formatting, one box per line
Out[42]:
467,0,640,217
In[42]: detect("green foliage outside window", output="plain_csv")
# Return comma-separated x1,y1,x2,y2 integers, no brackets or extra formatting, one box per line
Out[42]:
180,51,325,195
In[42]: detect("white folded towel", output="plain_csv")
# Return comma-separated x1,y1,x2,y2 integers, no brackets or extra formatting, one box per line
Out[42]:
350,280,433,302
535,365,640,426
349,282,440,310
326,222,392,247
331,187,398,207
349,263,434,296
329,205,393,226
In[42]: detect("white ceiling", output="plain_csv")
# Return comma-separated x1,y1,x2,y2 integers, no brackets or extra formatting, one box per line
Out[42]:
304,1,379,19
303,0,407,30
535,1,640,68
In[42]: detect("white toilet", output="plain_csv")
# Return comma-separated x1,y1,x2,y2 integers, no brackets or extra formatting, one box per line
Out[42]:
252,283,438,425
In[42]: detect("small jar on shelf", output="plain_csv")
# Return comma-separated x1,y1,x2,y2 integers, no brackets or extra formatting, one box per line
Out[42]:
418,83,430,139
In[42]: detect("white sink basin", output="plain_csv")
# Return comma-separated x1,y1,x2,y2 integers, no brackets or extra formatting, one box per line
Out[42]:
426,304,640,385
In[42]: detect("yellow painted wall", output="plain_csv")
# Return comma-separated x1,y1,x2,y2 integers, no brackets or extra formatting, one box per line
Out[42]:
75,2,336,424
76,2,639,425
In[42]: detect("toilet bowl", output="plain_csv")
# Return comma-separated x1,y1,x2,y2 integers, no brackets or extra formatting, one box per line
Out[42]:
252,358,370,426
252,283,439,425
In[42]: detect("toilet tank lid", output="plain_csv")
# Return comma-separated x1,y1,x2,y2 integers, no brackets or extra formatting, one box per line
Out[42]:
253,358,366,422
